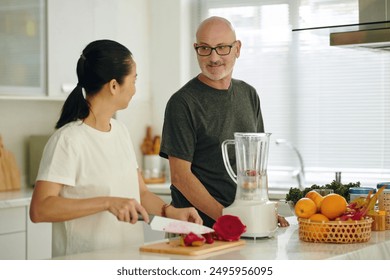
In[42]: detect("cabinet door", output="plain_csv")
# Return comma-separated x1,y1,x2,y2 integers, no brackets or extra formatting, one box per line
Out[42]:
0,206,27,260
0,232,26,260
27,216,52,260
47,0,95,97
0,0,46,96
0,206,26,234
47,0,126,97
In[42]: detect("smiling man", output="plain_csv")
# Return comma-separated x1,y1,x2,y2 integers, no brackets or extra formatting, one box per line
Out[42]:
160,16,289,228
194,17,241,89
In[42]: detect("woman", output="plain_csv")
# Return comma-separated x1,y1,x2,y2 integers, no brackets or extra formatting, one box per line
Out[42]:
30,39,202,257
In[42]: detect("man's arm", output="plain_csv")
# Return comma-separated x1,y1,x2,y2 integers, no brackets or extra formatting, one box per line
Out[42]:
168,156,224,221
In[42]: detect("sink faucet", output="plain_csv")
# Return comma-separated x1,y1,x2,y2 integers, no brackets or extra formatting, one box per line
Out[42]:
275,139,305,190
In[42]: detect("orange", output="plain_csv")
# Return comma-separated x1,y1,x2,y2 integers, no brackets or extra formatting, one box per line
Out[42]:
320,193,347,220
305,190,324,211
294,198,317,218
308,213,329,222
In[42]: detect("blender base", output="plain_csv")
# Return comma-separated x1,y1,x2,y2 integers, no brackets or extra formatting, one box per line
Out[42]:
223,200,278,238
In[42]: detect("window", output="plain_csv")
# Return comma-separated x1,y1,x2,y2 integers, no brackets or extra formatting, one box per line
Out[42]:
0,0,46,96
199,0,390,189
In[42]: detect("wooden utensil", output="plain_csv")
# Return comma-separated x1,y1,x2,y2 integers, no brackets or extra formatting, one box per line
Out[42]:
0,141,6,191
141,126,154,155
140,238,245,256
152,136,161,154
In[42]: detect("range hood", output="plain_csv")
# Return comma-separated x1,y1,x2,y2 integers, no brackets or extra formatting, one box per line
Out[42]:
330,0,390,50
330,21,390,50
293,0,390,51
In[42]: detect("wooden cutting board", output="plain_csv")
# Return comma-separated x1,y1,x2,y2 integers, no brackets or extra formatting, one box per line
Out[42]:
140,239,245,256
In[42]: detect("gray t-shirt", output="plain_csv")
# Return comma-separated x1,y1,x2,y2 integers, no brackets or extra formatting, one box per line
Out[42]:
160,77,264,227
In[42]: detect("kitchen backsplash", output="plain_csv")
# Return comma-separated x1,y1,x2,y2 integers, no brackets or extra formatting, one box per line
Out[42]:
0,98,153,188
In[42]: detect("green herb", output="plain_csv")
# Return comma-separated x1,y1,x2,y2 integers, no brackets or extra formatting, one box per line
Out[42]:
285,180,361,205
285,188,304,205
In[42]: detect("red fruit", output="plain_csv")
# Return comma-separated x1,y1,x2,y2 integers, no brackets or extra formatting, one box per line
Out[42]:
213,215,246,241
181,232,205,246
202,232,215,244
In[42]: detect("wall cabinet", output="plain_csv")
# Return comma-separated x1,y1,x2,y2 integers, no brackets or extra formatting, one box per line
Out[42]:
1,0,137,99
47,0,136,97
46,0,95,97
0,0,46,97
0,204,51,260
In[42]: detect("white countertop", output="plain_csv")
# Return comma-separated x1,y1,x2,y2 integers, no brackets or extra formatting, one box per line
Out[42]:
146,183,288,200
0,185,169,209
4,189,389,260
52,217,390,260
0,189,33,208
146,183,171,195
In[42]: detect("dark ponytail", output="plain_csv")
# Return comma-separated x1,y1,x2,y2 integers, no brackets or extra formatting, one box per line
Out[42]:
55,40,133,129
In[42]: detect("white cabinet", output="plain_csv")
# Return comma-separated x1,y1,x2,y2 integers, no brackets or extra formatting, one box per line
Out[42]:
26,210,52,260
0,232,26,260
0,204,51,260
0,0,46,97
0,207,26,260
46,0,95,97
1,0,148,99
47,0,137,97
0,206,26,235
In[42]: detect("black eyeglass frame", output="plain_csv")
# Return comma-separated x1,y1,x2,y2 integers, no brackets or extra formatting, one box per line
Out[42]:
194,41,237,56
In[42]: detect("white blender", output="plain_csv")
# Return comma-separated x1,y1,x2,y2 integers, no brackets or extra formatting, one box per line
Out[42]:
222,132,278,238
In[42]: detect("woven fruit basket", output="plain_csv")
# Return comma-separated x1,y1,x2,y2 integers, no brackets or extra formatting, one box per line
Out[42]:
298,218,373,244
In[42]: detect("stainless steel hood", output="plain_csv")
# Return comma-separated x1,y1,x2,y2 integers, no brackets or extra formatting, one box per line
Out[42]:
330,22,390,50
330,0,390,50
293,0,390,51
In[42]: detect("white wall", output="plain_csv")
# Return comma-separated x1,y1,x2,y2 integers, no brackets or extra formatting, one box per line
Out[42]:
148,0,198,135
0,0,199,188
46,0,153,164
0,100,63,186
123,0,199,166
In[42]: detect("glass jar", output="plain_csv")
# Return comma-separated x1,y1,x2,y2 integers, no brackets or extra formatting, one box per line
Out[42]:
349,187,376,203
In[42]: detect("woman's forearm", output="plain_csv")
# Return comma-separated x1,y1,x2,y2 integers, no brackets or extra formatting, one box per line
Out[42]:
30,194,109,223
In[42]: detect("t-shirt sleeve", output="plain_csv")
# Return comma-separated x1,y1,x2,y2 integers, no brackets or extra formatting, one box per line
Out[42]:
160,94,196,162
36,132,78,187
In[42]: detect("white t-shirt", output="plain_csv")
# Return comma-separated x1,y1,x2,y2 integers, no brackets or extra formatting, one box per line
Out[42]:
36,119,144,257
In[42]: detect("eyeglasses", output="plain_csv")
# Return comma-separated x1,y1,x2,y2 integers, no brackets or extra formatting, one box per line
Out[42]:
194,41,237,56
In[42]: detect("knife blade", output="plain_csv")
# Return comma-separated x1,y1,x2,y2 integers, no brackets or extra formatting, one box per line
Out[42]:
149,215,214,235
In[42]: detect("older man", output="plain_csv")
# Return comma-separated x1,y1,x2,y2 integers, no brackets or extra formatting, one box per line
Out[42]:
160,16,289,228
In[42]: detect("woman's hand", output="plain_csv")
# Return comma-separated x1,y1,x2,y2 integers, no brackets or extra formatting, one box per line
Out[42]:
165,206,203,225
107,197,149,224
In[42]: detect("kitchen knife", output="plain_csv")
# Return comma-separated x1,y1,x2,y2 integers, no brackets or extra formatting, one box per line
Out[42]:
148,215,214,235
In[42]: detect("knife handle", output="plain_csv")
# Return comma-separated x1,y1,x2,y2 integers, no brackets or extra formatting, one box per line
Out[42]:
138,214,154,224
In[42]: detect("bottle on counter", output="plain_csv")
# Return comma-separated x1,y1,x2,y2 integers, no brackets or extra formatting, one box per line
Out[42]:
377,182,390,230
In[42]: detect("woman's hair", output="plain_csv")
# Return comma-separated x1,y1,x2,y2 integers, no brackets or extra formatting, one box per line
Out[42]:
55,39,133,129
